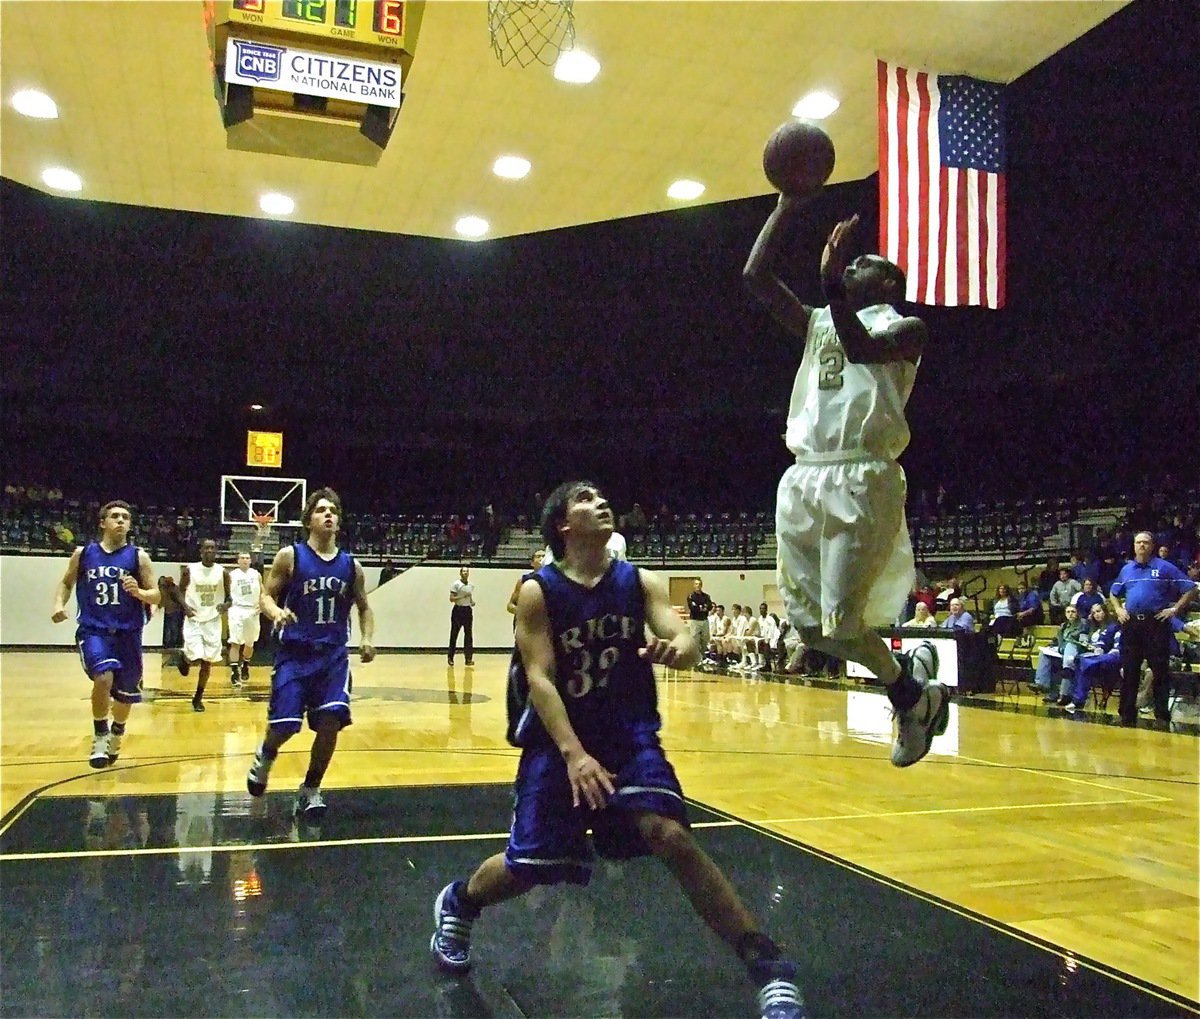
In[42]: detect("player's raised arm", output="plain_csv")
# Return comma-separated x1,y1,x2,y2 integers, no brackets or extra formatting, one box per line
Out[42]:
515,578,614,809
743,192,817,337
260,546,297,626
821,215,925,365
51,546,83,623
351,561,376,662
638,568,700,670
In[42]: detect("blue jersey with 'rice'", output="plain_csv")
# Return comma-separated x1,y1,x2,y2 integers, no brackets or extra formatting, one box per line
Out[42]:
278,542,356,650
506,559,660,749
76,542,144,632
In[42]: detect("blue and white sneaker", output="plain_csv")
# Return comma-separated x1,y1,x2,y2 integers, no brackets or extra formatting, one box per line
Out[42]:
750,958,807,1019
430,881,477,974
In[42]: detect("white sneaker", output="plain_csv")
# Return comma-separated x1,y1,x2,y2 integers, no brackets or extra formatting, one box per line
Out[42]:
891,643,949,768
106,731,123,763
89,733,110,769
295,783,327,821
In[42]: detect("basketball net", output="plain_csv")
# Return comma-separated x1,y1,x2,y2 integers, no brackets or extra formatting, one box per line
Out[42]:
488,1,575,67
251,512,274,553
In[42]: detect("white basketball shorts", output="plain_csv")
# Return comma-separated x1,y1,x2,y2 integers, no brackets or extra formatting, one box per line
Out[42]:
182,616,224,664
227,606,261,647
775,458,914,640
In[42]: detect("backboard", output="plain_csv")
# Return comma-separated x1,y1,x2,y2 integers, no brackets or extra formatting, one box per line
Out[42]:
220,475,307,528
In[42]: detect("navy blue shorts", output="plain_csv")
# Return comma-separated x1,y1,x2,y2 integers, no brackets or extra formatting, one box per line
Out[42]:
267,645,352,736
504,730,689,886
77,628,144,704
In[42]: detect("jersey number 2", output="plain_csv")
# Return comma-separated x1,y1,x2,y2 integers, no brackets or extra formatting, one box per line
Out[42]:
818,349,845,390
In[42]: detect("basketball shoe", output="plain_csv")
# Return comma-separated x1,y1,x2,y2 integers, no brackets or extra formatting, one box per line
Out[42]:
891,642,950,768
749,958,807,1019
89,733,110,769
106,731,123,764
246,746,275,796
431,881,478,973
295,783,327,821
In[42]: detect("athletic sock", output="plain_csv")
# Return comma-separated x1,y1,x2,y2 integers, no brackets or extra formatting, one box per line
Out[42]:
93,719,110,736
303,769,322,789
110,721,126,736
736,931,781,967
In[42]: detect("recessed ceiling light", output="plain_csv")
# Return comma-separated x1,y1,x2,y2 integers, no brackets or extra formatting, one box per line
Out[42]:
792,91,840,120
12,88,58,119
249,403,264,411
554,50,600,84
667,179,705,201
259,192,295,215
41,167,81,192
455,216,489,239
493,155,531,180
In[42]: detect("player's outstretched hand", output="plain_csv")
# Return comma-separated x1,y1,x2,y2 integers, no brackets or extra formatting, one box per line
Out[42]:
272,608,298,627
359,641,376,663
565,749,616,811
820,213,860,284
639,636,686,668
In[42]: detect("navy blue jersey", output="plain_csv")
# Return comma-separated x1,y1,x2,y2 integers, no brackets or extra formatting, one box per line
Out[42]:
278,542,357,650
506,559,660,749
76,542,144,632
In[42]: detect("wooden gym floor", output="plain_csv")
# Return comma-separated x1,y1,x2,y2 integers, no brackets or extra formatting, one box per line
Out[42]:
1,651,1197,1017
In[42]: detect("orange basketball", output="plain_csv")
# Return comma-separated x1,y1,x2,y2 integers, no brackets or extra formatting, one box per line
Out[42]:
762,120,836,194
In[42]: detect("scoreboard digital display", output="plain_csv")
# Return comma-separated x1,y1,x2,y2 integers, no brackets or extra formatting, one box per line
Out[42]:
228,0,408,48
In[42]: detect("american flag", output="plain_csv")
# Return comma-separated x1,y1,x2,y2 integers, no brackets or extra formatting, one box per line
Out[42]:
878,61,1007,309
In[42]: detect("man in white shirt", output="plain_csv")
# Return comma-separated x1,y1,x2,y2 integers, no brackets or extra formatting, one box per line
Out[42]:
449,566,475,666
226,551,263,687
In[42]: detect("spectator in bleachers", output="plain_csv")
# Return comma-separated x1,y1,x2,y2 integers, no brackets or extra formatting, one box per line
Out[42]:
935,577,961,609
1049,567,1081,625
479,504,502,559
1032,603,1088,703
1073,578,1103,620
903,603,937,628
986,584,1019,637
941,598,975,632
1067,552,1088,583
1015,581,1045,631
620,502,648,538
1065,603,1121,712
1037,558,1062,598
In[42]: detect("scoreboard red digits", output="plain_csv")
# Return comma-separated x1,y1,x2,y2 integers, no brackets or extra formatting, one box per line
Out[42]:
374,0,403,36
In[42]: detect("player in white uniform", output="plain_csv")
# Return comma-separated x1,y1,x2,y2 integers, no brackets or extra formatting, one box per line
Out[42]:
226,551,263,687
179,539,231,712
745,199,949,767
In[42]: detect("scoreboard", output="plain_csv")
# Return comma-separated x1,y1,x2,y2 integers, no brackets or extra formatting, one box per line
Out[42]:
207,0,425,165
227,0,411,50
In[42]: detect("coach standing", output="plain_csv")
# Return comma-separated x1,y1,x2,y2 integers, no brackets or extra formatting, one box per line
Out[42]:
1107,531,1196,725
686,579,714,658
448,566,475,666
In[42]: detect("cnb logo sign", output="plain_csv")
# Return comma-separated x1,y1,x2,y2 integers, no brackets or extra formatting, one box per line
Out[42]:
231,40,282,82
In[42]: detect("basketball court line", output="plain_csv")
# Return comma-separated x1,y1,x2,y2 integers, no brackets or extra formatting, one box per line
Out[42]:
751,794,1170,825
690,797,1200,1015
0,819,742,863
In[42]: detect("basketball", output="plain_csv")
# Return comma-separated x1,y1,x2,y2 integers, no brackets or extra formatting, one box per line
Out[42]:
762,120,836,194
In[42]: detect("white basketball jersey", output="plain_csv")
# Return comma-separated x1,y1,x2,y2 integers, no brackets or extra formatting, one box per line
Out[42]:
785,304,917,461
229,566,262,609
184,562,225,622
